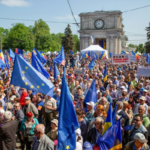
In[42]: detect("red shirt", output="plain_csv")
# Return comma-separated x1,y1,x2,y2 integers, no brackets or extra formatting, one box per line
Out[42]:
20,92,28,106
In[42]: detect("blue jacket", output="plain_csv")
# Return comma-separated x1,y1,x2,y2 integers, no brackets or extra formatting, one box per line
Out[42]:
20,116,39,138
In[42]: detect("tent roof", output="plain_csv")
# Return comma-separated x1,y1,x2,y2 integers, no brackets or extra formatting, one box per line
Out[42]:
81,45,106,53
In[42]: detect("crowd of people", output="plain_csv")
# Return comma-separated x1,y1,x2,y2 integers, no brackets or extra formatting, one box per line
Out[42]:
0,52,150,150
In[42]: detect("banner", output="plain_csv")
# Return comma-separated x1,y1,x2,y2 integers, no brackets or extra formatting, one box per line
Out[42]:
130,55,137,62
111,54,130,64
74,69,85,75
137,66,150,77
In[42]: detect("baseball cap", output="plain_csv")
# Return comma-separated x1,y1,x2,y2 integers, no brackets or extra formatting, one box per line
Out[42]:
51,119,58,126
25,97,31,100
83,141,92,150
139,96,146,101
143,89,147,93
56,89,61,92
86,101,95,108
123,89,127,92
12,87,16,91
134,133,147,143
120,86,125,89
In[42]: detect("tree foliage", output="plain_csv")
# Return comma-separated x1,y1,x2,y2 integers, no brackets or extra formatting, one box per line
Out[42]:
128,43,145,53
0,20,80,52
128,44,136,48
73,35,80,52
4,23,35,51
62,24,74,54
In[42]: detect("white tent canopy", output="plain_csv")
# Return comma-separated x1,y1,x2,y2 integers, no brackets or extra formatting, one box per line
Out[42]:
81,45,108,58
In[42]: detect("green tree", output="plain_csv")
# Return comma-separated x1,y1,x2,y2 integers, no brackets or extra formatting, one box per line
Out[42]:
128,44,136,48
33,19,51,50
73,34,80,52
145,26,150,53
61,24,74,54
4,23,34,51
137,43,145,53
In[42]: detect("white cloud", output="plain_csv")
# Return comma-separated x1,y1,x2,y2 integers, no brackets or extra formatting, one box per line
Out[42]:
55,14,79,20
0,0,29,7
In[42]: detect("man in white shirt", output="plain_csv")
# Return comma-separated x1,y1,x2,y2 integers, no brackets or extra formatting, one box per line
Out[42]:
134,96,148,115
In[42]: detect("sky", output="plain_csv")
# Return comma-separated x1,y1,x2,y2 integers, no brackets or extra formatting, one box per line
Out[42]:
0,0,150,45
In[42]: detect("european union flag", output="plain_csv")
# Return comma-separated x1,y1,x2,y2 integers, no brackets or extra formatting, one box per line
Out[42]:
4,55,9,69
102,103,112,135
35,49,46,64
9,48,15,59
32,52,49,79
84,79,97,107
10,54,54,97
70,50,74,55
54,46,65,66
54,63,59,79
88,58,95,70
58,67,79,150
97,119,122,150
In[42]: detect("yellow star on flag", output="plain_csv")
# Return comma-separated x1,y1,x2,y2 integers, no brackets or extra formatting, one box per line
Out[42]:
37,86,40,89
22,71,25,74
25,66,28,69
30,85,33,88
25,82,28,85
42,83,44,86
66,146,70,150
22,77,25,80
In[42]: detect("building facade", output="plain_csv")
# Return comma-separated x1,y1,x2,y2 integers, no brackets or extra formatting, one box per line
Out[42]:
78,11,124,54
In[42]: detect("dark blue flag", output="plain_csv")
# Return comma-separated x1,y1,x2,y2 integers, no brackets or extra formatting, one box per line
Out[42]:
4,55,9,69
50,65,53,72
84,79,97,107
10,54,54,96
54,63,60,79
88,58,95,70
112,105,118,124
70,50,74,55
58,67,79,150
9,48,15,59
32,52,49,79
35,49,46,64
54,46,65,66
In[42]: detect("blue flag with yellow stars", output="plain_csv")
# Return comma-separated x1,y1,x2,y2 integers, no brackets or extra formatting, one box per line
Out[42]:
35,49,47,64
32,52,49,79
58,67,79,150
10,54,54,97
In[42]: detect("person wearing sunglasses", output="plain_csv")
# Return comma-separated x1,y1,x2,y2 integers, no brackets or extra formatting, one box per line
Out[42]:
129,114,148,142
86,117,104,145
